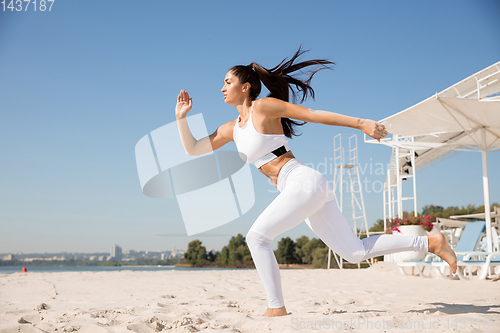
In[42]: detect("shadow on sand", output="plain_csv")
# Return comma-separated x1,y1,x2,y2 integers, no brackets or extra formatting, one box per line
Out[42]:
407,302,500,315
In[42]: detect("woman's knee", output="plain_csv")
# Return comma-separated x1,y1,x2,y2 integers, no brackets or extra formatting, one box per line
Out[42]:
246,230,272,249
334,246,365,264
342,253,364,264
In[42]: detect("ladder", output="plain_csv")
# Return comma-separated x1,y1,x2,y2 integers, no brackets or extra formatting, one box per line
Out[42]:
328,134,371,269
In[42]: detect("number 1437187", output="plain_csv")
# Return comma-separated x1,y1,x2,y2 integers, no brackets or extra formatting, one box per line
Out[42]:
2,0,55,11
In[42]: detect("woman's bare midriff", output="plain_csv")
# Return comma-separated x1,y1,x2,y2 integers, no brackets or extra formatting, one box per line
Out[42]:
258,151,295,188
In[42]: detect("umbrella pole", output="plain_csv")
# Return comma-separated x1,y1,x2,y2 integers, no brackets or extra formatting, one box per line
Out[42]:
481,128,493,253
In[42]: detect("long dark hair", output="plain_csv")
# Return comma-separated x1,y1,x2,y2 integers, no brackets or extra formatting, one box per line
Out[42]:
230,47,334,138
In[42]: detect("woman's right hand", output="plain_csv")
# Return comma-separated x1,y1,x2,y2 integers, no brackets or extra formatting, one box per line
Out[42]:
175,89,193,119
359,118,388,142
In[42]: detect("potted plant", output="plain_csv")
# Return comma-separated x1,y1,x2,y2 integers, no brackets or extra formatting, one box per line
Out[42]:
387,215,436,261
387,215,435,233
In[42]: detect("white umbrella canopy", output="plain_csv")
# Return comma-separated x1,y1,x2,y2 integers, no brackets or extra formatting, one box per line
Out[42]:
384,97,500,146
369,61,500,252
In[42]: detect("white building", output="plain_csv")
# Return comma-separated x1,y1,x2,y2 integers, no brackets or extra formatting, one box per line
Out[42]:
110,245,122,261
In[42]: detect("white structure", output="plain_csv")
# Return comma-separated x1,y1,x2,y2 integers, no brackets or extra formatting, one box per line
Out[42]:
328,134,371,269
110,244,122,261
383,135,419,225
366,61,500,252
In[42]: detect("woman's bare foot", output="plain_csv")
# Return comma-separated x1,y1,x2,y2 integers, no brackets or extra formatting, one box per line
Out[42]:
428,233,457,274
262,306,288,317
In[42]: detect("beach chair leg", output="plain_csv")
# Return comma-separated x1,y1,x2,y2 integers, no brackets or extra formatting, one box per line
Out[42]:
416,264,433,278
457,266,483,281
432,266,451,279
478,266,490,280
456,266,468,280
398,266,417,276
477,261,494,280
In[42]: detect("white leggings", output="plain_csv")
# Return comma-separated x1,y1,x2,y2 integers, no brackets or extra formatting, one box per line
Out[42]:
246,159,428,308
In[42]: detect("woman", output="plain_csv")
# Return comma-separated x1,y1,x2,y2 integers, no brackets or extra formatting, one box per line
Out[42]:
175,48,457,317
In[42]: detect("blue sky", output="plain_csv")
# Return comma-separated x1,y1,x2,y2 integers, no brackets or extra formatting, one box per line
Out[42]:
1,0,499,253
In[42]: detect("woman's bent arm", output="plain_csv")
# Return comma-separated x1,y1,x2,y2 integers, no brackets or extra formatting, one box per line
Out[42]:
175,89,234,156
176,118,234,156
176,117,197,155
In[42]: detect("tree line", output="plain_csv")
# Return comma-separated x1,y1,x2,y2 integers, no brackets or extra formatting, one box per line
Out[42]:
184,234,331,268
420,203,498,219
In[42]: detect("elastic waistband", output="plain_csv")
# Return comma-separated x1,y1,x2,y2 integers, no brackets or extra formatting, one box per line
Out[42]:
254,142,290,169
277,158,302,192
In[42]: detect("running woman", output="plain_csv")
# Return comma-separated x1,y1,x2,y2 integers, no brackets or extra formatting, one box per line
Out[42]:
175,48,457,317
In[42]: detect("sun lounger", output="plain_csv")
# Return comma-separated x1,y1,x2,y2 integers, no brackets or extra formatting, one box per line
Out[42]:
456,227,500,280
397,221,486,279
456,252,500,280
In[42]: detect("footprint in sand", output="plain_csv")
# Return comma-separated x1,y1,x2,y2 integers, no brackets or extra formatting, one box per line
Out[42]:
207,295,225,300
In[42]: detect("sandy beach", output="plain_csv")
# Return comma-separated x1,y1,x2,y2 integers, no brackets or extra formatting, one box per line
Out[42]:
1,262,499,333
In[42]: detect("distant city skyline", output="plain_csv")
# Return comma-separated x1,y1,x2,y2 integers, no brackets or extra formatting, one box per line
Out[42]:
0,247,186,256
1,246,186,263
1,0,499,253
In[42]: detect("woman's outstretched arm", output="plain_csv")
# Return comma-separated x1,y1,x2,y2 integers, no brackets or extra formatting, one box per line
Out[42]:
256,97,388,141
176,90,233,156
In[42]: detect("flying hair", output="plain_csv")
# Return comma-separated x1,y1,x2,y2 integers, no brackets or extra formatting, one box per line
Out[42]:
230,46,335,138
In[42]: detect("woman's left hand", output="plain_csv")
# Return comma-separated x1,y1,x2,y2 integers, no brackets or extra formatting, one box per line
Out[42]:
359,119,388,142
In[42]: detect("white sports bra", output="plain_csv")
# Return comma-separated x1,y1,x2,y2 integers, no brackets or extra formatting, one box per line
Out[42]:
233,102,290,168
